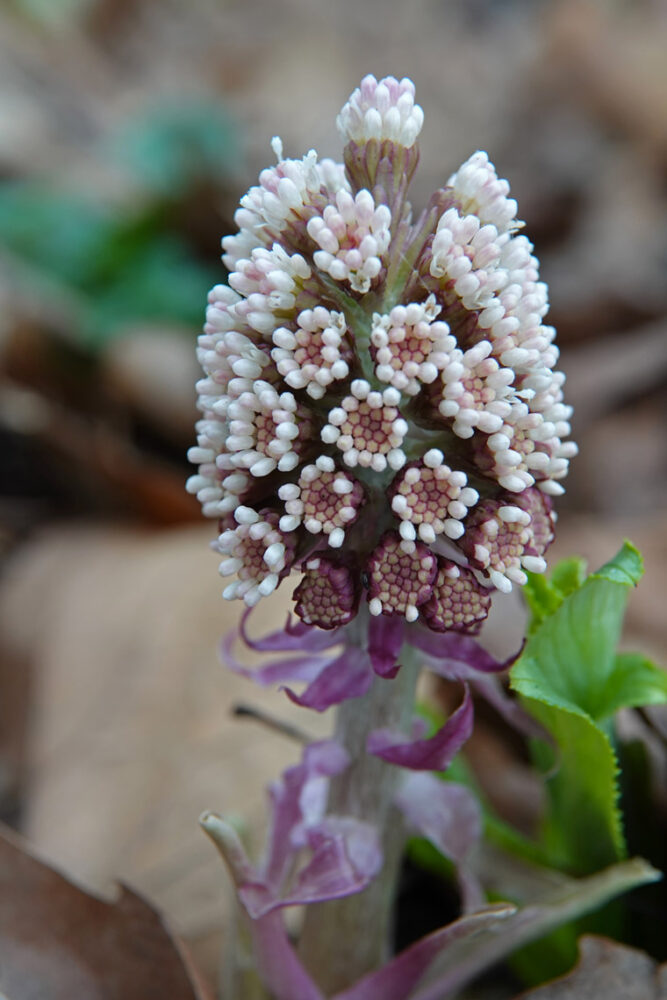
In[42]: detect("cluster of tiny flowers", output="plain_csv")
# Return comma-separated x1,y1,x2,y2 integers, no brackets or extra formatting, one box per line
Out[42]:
188,74,576,630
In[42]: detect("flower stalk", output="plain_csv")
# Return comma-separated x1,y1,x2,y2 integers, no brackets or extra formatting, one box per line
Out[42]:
298,618,420,992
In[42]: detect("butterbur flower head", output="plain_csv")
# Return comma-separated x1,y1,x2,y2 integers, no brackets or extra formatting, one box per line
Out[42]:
189,73,576,633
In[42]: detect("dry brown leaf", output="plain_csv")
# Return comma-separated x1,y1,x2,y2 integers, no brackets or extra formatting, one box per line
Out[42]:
0,823,213,1000
101,326,200,446
0,522,329,967
515,934,667,999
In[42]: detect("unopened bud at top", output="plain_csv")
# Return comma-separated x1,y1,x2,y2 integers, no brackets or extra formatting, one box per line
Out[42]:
337,74,424,148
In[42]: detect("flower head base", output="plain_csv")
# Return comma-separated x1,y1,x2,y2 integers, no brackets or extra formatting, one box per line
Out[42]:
189,75,576,633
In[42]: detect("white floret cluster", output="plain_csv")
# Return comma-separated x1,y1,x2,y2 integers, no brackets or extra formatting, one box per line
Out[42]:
307,189,392,293
336,75,424,148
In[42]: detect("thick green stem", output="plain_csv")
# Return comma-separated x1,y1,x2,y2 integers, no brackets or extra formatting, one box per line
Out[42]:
298,621,420,994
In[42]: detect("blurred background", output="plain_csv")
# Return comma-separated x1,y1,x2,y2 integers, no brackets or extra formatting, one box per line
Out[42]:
0,0,666,982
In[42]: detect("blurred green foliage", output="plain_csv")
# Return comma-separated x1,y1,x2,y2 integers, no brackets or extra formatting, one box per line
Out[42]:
114,100,240,197
9,0,91,28
0,98,239,349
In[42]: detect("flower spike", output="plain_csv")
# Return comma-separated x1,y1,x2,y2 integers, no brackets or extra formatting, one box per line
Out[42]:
189,74,575,632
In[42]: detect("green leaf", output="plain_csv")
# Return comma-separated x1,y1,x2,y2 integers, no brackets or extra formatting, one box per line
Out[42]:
591,544,643,587
510,542,666,874
513,542,643,721
522,699,623,871
523,557,587,635
598,653,667,720
549,557,588,596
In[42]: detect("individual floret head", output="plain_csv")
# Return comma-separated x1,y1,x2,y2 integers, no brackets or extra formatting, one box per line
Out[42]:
189,75,576,633
421,559,492,634
293,555,361,629
367,533,438,623
216,507,297,607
